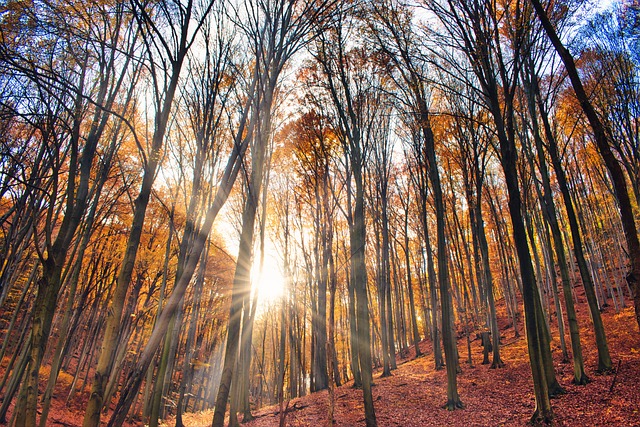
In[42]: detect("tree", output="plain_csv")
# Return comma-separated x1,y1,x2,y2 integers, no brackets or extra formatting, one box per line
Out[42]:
581,5,640,206
367,1,462,407
426,0,555,421
146,14,236,426
311,6,385,424
0,2,138,425
83,0,219,424
288,110,339,391
444,78,504,369
212,1,337,426
531,0,640,333
521,43,589,383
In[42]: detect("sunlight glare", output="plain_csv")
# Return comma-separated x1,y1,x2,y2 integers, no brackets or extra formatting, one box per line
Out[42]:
252,252,285,311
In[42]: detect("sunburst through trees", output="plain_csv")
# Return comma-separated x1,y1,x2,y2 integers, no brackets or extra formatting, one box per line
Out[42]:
0,1,639,426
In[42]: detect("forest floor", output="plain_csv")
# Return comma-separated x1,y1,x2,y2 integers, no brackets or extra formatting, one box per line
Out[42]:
2,287,639,426
165,292,640,427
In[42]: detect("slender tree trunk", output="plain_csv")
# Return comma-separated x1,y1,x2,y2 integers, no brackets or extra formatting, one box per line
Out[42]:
375,222,391,377
327,241,337,426
352,164,377,427
523,63,588,384
423,213,443,370
404,207,422,357
536,79,613,371
418,105,462,409
314,202,329,389
212,183,261,427
476,197,503,368
502,157,553,421
482,54,553,417
344,214,361,388
212,80,271,426
382,206,396,370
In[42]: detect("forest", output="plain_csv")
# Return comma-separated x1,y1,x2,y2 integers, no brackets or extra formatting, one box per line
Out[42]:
0,0,639,426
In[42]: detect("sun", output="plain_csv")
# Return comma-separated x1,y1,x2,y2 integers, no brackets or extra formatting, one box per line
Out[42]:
251,251,286,309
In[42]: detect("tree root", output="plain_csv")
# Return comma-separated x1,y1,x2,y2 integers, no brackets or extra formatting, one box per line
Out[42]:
573,374,590,386
490,359,505,369
597,365,614,374
275,401,306,416
442,399,464,411
251,402,308,420
242,412,255,423
548,382,565,398
529,409,554,426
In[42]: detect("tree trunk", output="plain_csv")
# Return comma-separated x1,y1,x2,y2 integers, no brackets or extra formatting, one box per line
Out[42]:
423,213,443,370
212,182,261,427
476,196,503,368
523,63,589,384
327,233,337,425
418,104,463,410
494,106,553,421
404,208,422,357
352,164,377,427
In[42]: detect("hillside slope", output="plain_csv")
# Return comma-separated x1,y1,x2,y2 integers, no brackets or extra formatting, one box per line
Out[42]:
167,302,640,427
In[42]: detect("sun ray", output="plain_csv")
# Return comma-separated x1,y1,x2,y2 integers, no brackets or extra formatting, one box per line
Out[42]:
252,252,285,311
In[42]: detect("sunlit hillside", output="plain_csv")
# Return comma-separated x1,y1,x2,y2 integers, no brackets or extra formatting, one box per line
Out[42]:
0,0,639,426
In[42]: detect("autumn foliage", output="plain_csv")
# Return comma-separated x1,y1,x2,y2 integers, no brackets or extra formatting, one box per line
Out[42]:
0,1,639,427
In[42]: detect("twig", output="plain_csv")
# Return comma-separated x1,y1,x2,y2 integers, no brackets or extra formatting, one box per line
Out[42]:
609,360,622,393
279,399,291,427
